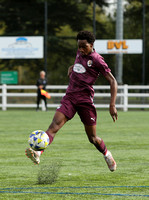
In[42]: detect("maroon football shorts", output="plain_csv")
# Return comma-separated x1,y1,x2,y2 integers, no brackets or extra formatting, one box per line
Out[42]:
57,91,97,126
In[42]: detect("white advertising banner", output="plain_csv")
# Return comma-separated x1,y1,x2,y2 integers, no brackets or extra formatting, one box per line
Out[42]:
0,36,43,59
94,39,142,54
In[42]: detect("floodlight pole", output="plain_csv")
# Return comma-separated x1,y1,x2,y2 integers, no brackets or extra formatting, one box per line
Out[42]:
93,0,96,37
44,0,48,75
142,0,145,85
115,0,123,85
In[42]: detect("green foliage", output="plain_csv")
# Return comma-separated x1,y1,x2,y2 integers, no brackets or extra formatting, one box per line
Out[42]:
0,0,111,85
0,0,44,35
123,0,149,84
0,0,148,84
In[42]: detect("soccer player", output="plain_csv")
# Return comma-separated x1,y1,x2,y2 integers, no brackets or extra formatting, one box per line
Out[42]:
26,31,118,172
36,71,47,111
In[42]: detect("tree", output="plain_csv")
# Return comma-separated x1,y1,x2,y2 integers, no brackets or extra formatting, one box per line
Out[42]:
0,0,113,85
123,0,149,84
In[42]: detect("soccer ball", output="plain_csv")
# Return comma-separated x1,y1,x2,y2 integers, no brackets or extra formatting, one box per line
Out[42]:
28,130,49,151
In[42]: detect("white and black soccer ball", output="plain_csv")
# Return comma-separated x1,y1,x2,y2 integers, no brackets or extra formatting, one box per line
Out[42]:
28,130,49,151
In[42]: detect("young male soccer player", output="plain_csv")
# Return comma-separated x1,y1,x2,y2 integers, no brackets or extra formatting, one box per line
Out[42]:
25,31,118,172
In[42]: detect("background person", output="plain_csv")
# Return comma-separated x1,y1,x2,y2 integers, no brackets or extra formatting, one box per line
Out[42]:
36,71,47,111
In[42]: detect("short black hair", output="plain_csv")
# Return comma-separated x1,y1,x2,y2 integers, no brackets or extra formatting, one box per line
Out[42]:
77,31,95,44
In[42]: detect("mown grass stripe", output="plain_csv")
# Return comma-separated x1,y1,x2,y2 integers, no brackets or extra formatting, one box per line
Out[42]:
0,190,149,197
0,185,149,190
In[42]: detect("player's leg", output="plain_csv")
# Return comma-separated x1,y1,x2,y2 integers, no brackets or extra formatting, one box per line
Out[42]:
46,111,68,139
77,103,106,153
84,125,116,172
26,111,68,164
26,93,77,164
84,125,107,155
47,93,76,139
42,95,47,111
36,94,40,111
77,102,116,172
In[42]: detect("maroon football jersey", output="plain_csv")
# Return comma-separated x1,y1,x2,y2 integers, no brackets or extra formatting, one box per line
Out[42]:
66,49,111,97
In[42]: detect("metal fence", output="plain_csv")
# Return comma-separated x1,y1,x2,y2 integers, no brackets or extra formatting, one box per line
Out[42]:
0,84,149,111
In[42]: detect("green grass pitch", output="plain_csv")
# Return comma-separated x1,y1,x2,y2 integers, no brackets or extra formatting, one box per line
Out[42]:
0,110,149,199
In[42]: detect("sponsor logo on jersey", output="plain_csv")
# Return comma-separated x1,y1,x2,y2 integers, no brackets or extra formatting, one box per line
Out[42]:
73,63,86,73
87,60,93,67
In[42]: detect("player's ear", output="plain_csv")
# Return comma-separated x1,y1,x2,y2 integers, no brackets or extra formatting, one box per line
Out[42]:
90,43,93,48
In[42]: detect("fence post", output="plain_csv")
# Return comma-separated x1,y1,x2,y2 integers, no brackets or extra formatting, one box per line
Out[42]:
41,100,45,111
123,84,128,111
2,84,7,111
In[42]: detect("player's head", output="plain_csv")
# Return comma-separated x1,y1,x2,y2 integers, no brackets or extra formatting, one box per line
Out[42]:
77,31,95,56
40,71,46,79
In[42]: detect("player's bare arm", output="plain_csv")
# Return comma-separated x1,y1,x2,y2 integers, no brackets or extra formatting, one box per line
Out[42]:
105,72,118,122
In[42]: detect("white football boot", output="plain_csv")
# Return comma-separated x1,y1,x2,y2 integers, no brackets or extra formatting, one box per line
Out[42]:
25,147,40,165
104,150,117,172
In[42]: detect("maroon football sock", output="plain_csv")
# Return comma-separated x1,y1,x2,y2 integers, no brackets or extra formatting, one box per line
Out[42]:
97,139,107,155
46,131,54,144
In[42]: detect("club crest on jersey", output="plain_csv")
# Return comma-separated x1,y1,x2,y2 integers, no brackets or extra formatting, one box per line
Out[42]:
73,63,86,73
87,60,93,67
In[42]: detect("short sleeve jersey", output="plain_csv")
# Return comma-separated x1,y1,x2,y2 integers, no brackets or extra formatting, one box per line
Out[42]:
66,49,111,96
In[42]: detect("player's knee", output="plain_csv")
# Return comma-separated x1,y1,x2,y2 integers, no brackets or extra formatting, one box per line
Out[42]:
88,136,100,145
88,136,96,144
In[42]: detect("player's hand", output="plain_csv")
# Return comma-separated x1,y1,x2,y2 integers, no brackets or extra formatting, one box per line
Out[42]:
109,105,118,122
68,65,74,77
